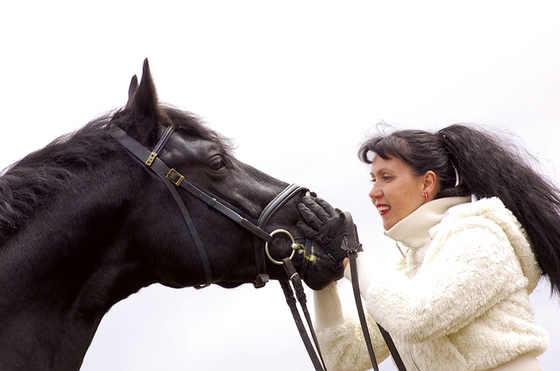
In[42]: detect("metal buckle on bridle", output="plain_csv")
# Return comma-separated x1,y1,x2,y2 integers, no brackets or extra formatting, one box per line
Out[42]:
165,168,185,187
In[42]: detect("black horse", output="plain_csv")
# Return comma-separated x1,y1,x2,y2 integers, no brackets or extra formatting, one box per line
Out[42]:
0,60,338,370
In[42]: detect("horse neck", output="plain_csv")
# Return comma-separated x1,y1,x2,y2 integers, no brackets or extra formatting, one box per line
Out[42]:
0,162,158,370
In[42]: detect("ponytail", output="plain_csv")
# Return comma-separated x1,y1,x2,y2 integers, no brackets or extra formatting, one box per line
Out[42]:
437,124,560,296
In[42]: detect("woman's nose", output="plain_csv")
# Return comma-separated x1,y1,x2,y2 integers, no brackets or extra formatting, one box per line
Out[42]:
369,184,383,199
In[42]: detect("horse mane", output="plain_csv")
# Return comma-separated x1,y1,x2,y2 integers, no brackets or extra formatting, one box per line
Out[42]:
0,105,234,244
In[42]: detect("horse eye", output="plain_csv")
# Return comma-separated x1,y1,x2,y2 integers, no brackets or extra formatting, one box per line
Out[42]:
208,156,226,171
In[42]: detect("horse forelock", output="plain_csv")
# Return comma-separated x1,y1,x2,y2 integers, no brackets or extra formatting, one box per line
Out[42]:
161,105,236,155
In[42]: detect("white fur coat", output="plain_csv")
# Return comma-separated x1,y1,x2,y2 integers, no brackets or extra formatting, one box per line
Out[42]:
313,197,549,371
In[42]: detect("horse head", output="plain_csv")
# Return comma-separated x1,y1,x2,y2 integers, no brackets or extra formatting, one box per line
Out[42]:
109,59,341,290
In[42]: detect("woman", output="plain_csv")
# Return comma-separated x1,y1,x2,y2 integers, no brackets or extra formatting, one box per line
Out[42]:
298,124,559,371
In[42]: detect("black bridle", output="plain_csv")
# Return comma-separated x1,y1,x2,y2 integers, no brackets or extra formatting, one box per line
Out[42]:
108,124,307,289
109,123,327,368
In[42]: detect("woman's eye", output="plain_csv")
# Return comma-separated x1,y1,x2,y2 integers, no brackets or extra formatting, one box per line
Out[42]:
371,174,392,183
208,156,226,171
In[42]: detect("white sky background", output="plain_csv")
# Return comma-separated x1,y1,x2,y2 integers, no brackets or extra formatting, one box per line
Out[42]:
1,1,559,370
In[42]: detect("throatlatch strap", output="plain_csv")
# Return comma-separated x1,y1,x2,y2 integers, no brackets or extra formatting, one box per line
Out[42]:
109,125,213,287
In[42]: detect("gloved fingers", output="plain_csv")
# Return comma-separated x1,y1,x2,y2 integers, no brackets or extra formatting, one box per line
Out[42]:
298,203,324,230
314,197,338,218
296,220,320,240
302,194,337,221
324,212,347,233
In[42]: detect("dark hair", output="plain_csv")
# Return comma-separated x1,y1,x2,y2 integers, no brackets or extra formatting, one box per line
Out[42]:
358,123,560,296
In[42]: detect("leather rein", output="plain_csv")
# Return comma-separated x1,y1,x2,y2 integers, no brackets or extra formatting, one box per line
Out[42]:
344,211,407,371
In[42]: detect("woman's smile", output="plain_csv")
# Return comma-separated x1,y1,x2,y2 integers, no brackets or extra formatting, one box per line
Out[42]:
369,155,432,230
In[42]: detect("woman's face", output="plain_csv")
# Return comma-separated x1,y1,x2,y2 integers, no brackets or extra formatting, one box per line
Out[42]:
369,155,429,230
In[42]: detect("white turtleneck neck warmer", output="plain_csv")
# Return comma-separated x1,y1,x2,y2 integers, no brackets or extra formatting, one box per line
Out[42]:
384,196,471,250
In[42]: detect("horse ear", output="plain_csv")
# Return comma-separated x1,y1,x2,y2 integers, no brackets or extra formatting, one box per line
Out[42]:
129,59,159,120
127,75,139,105
121,59,165,145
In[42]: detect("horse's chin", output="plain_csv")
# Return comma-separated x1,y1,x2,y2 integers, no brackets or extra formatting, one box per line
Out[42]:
216,281,244,289
301,262,344,290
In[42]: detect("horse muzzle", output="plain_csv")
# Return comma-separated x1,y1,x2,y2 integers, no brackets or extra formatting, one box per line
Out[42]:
291,238,345,291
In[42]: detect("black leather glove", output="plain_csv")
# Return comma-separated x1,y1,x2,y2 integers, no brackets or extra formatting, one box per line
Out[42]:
297,194,349,267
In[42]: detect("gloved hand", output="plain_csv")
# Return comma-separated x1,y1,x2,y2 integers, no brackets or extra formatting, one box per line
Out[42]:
297,194,349,268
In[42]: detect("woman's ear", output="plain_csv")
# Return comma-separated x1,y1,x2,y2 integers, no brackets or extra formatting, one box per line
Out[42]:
423,170,438,198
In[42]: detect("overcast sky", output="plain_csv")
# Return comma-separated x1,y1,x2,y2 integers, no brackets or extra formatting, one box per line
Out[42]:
1,1,559,370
